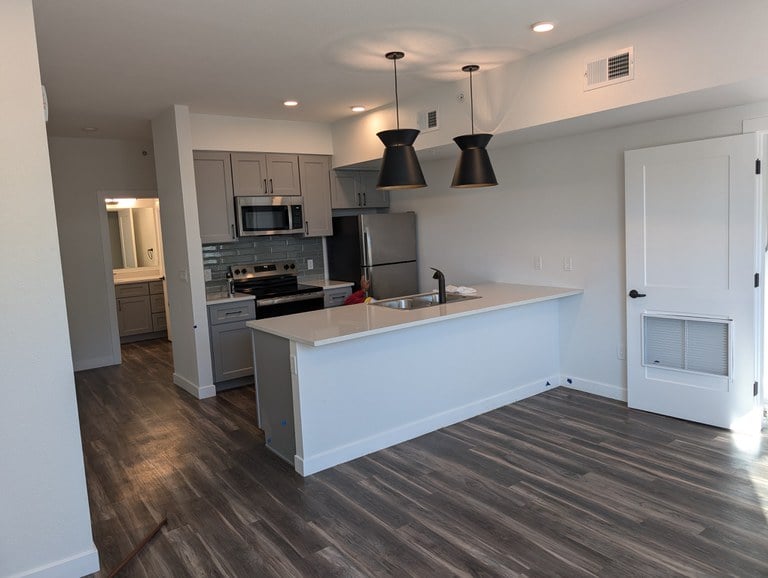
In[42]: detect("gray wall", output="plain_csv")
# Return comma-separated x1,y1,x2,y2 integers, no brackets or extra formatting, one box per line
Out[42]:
390,100,768,401
49,137,157,370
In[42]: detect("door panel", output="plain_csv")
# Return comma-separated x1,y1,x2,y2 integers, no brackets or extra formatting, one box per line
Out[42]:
360,212,417,266
364,261,418,300
625,133,761,432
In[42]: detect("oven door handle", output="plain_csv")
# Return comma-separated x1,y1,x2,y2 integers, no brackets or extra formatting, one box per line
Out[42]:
257,292,322,307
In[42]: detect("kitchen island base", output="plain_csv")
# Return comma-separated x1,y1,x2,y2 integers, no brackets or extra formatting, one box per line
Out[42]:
251,288,577,476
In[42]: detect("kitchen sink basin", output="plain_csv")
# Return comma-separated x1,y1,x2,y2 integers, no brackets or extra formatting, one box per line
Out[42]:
371,292,481,310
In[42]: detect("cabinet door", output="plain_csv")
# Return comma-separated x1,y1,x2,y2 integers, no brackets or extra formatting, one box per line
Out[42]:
210,323,254,382
266,154,301,196
193,151,237,243
299,155,332,237
358,171,390,207
231,152,268,195
117,295,153,336
331,171,360,208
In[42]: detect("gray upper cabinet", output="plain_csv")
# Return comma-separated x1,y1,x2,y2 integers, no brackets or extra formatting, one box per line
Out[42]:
193,151,237,243
331,170,389,209
232,152,301,196
299,155,333,237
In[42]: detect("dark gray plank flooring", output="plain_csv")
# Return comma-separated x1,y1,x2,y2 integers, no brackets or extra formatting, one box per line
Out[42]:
76,339,768,577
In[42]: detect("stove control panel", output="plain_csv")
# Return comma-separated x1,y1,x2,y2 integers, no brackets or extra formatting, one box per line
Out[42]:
230,261,297,280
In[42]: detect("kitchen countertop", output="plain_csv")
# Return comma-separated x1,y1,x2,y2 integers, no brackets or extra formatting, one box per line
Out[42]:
206,292,256,305
246,283,582,346
301,278,354,289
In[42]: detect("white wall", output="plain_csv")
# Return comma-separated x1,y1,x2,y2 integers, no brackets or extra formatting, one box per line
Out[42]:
390,100,768,400
152,105,215,399
190,113,333,153
49,138,157,370
332,0,768,167
0,1,98,576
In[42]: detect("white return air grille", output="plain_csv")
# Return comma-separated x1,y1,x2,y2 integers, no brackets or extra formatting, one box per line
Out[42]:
643,314,731,377
585,47,634,90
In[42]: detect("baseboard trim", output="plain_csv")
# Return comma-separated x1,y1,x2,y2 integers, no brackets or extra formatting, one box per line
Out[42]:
73,354,120,372
561,375,626,402
173,373,216,399
10,544,99,578
296,375,558,476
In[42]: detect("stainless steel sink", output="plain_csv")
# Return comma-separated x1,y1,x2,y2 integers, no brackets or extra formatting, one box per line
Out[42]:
370,292,480,310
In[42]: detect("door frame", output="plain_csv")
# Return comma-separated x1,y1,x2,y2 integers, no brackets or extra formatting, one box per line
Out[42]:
97,189,160,366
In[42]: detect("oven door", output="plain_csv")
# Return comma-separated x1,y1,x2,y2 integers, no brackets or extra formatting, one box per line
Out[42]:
256,292,324,319
236,197,303,236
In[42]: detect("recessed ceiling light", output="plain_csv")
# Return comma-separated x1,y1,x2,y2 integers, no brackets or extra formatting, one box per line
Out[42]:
350,106,366,113
531,21,555,33
283,100,299,107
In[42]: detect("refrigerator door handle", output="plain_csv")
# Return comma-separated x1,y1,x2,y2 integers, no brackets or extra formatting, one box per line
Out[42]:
363,229,373,267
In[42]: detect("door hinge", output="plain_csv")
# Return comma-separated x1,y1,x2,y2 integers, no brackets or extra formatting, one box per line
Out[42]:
754,381,759,396
757,159,762,175
755,273,760,288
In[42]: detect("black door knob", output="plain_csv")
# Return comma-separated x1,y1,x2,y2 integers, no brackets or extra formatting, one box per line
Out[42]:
629,289,647,298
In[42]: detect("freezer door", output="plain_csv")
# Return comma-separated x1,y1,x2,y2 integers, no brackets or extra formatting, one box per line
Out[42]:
365,261,419,299
360,212,417,266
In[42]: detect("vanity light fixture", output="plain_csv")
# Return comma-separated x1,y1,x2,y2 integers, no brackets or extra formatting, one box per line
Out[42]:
451,65,498,188
376,51,426,190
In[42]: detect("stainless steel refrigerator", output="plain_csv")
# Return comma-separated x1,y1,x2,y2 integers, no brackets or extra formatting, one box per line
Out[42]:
327,212,418,300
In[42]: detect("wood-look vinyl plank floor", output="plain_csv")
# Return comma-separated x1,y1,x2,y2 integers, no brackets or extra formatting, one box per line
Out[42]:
76,339,768,577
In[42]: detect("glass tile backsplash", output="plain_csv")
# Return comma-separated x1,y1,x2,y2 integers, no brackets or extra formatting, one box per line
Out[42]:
202,235,324,295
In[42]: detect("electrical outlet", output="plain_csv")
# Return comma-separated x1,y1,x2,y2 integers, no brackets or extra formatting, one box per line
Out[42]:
204,268,212,281
307,259,314,270
563,257,574,271
534,256,543,270
617,344,626,360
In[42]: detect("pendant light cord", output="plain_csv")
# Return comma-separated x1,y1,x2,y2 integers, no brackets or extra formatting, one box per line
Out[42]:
393,57,400,130
469,68,474,135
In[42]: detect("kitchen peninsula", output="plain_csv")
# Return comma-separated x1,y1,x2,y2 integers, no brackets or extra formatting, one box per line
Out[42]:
247,283,582,476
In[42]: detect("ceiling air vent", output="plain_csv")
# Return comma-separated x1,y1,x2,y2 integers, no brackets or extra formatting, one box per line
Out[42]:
584,47,634,91
418,107,439,133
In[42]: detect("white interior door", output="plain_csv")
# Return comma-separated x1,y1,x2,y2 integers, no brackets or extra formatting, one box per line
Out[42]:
625,133,762,432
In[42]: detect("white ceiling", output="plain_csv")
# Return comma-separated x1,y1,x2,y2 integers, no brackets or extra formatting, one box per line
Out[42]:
32,0,686,140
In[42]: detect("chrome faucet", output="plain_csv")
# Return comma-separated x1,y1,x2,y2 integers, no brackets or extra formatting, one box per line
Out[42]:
430,268,446,304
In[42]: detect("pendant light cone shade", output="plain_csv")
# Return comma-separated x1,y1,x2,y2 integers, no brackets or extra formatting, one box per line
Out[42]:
377,128,426,189
451,65,498,188
451,133,497,188
376,52,427,190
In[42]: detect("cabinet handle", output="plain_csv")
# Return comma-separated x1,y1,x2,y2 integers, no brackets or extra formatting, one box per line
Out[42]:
304,220,309,235
363,192,367,206
231,223,235,239
357,192,362,206
263,178,268,194
225,310,244,316
269,178,274,194
117,300,122,312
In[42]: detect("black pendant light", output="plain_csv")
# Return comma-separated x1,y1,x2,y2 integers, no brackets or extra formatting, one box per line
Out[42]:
376,51,427,190
451,65,498,188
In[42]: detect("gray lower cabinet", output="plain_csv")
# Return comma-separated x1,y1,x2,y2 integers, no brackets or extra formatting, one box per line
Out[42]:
116,280,167,341
324,285,352,307
331,170,389,209
208,299,256,388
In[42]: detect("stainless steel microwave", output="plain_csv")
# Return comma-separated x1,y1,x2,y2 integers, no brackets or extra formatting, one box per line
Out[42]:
235,196,304,237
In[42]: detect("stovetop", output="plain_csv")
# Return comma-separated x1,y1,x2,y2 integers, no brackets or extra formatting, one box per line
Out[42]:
229,261,322,300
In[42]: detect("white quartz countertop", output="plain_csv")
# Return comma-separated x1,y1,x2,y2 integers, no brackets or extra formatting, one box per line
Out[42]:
114,276,163,285
206,292,256,305
301,278,355,289
246,283,582,346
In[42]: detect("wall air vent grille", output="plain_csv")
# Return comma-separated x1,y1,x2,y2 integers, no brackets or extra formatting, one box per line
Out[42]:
585,47,634,91
418,108,439,132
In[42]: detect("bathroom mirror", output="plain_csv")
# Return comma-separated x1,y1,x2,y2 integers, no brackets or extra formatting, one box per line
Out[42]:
106,198,162,274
